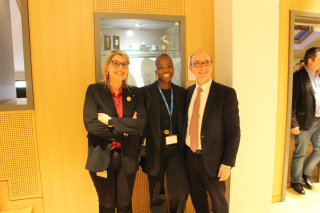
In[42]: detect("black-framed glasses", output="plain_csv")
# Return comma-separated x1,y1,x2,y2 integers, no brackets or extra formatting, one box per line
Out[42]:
191,60,212,67
111,60,129,69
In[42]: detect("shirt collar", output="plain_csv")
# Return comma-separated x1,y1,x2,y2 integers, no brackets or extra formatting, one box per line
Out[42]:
109,86,123,98
196,79,212,92
305,66,320,77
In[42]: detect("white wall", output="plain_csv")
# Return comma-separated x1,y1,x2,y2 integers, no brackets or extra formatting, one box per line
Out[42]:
215,0,279,212
0,0,17,99
9,0,25,74
214,0,232,86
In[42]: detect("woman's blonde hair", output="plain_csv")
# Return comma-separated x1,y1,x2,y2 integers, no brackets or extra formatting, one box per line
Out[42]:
101,50,130,88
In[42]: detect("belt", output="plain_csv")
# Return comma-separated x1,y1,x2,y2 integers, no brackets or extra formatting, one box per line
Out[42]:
194,150,202,154
186,145,202,154
111,148,121,154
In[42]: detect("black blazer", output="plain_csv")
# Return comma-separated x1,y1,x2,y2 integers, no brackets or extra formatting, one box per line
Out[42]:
140,82,186,176
291,68,315,130
182,80,240,177
83,83,147,174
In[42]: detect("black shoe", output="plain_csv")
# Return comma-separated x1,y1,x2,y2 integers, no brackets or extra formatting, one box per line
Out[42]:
302,173,313,189
290,182,305,195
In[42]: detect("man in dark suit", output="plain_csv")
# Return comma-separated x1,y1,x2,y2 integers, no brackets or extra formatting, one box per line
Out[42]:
290,47,320,195
182,50,240,213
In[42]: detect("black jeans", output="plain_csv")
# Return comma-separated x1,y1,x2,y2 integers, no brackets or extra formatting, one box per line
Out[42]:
148,149,189,213
90,150,136,213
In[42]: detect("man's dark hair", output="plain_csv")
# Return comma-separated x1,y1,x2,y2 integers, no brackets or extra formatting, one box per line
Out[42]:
299,58,305,64
304,47,320,65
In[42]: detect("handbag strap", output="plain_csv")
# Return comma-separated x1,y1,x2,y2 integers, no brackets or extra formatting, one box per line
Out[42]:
145,87,151,133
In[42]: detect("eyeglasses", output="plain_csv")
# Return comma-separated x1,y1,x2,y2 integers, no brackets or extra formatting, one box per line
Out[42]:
191,60,212,67
111,60,129,69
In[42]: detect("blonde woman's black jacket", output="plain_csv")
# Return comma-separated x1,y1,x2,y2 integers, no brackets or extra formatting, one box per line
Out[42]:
83,83,147,174
291,68,316,131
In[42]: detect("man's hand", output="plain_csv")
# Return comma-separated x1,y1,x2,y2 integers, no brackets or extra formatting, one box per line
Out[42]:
98,113,111,125
298,64,304,70
291,127,300,135
218,164,231,181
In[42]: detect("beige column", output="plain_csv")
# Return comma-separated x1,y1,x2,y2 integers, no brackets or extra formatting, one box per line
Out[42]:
215,0,279,212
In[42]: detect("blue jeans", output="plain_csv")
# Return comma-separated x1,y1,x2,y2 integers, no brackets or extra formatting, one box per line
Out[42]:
291,117,320,183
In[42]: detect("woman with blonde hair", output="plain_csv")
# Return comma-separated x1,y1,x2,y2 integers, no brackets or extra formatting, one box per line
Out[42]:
83,50,147,213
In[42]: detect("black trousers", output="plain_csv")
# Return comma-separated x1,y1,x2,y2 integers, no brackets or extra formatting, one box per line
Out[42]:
185,146,228,213
89,151,136,213
148,149,189,213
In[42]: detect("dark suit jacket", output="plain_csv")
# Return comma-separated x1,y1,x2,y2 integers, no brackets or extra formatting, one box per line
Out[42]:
291,67,315,130
140,82,186,176
83,83,147,174
182,80,240,177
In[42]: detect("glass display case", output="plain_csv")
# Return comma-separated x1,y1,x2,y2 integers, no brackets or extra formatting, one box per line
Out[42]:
94,13,186,87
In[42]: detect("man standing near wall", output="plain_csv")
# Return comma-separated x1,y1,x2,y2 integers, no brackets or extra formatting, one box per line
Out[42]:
183,50,241,212
291,47,320,195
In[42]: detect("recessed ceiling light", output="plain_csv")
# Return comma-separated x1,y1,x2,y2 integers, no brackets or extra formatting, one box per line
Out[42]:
126,30,133,36
133,23,141,27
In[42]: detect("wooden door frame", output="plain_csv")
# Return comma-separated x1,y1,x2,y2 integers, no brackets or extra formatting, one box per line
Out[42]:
282,10,320,202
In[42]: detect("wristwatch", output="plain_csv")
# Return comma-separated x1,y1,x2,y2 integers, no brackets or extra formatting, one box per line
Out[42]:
107,119,114,127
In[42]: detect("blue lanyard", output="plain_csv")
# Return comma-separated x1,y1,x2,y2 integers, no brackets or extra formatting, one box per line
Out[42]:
157,84,173,133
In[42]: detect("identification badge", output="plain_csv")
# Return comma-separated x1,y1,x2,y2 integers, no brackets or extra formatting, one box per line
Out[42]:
96,170,107,178
166,135,178,145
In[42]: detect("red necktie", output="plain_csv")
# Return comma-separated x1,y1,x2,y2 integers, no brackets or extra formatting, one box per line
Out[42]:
189,87,202,153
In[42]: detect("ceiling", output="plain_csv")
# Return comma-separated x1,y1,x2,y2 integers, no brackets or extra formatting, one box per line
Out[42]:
294,15,320,58
295,15,320,27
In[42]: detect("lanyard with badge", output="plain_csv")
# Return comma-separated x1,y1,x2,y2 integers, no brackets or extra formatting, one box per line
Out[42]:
157,84,178,145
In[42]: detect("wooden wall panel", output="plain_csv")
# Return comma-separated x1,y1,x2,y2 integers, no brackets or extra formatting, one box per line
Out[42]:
0,180,43,212
0,111,41,200
94,0,184,15
272,0,290,203
0,111,43,212
291,0,320,12
28,0,97,212
185,0,215,87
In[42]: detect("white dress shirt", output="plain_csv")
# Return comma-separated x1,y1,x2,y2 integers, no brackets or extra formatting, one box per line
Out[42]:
185,79,212,150
305,66,320,117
